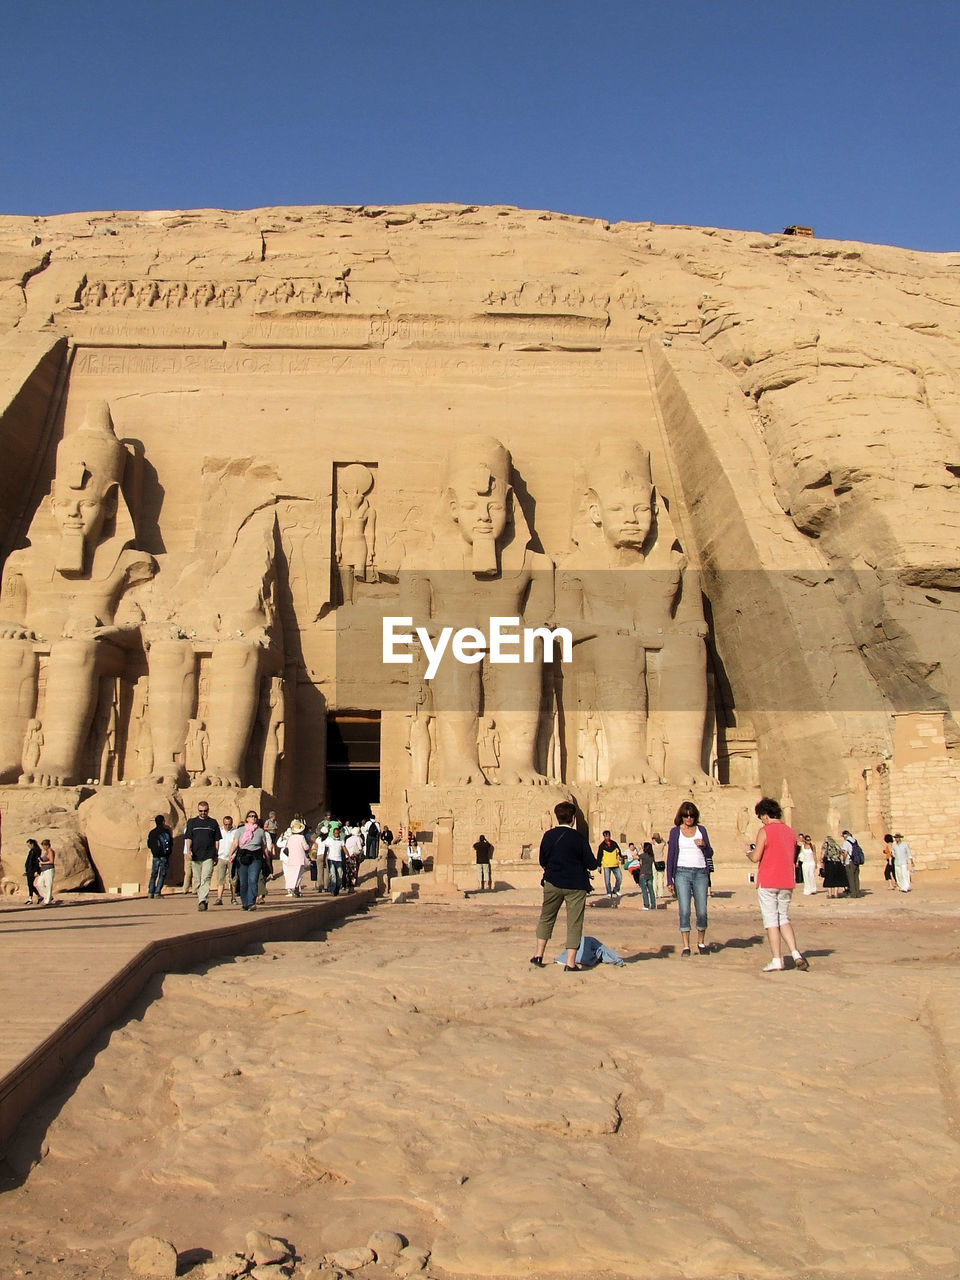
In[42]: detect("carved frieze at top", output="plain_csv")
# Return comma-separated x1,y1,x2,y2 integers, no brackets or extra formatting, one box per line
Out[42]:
481,279,650,315
76,273,354,312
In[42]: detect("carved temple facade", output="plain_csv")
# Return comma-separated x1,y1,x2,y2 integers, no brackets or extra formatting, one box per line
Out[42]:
1,204,959,889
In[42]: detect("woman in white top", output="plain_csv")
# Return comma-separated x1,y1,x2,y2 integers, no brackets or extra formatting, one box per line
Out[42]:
665,803,715,956
36,839,56,905
323,826,346,896
797,834,818,895
406,834,423,873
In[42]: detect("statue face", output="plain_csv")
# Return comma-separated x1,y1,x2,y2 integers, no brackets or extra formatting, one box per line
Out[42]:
448,477,510,546
589,484,653,549
51,468,117,549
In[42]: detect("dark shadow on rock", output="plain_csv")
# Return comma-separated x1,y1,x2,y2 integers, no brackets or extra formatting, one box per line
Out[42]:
177,1246,213,1275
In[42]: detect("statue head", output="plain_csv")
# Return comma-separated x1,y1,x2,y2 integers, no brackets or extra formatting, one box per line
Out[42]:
444,435,512,574
585,439,655,551
337,462,374,513
50,401,131,575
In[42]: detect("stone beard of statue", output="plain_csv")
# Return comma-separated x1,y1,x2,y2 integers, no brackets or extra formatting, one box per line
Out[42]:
560,437,711,787
335,462,377,605
402,435,553,787
0,400,156,785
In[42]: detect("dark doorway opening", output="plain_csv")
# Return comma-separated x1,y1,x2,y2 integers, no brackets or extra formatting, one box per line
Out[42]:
326,711,381,820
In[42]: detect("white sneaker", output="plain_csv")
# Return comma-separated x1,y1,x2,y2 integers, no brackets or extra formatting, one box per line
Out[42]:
762,958,784,972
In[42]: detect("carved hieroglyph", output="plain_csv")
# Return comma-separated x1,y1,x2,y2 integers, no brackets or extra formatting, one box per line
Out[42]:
1,203,960,883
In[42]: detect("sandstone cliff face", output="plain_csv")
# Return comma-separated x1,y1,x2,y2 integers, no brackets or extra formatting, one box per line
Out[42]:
0,204,958,878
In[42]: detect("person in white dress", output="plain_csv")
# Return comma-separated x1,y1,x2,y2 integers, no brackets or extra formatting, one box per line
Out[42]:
281,817,311,897
892,833,914,892
797,834,818,895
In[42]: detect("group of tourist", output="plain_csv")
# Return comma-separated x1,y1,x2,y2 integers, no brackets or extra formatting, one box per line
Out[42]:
148,806,390,911
15,804,412,912
809,830,912,898
16,797,916,956
531,799,919,973
593,829,666,908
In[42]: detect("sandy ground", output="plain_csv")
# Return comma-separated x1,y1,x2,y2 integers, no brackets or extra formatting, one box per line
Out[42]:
2,874,960,1280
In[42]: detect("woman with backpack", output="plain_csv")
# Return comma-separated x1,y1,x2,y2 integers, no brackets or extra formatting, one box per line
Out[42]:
841,830,864,898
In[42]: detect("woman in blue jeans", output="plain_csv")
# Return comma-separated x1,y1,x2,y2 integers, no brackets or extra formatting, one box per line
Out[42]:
236,810,271,910
665,801,714,957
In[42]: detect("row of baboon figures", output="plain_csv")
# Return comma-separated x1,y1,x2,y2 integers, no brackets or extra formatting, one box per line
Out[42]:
0,401,711,790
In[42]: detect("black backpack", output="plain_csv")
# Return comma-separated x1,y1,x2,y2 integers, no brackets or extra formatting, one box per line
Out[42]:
850,839,865,866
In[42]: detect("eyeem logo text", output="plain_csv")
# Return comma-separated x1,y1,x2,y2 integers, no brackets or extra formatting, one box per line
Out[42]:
383,616,573,680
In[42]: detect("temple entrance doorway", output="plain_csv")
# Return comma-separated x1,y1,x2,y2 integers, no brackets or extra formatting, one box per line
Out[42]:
325,711,381,820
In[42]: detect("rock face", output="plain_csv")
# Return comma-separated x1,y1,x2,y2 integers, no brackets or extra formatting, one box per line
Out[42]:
0,203,958,874
127,1235,178,1278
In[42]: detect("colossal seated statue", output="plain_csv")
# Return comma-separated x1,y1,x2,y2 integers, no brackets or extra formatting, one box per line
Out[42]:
139,458,285,788
401,435,553,786
0,401,156,784
558,438,711,787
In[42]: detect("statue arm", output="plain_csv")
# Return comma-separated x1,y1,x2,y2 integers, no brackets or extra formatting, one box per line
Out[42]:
0,552,31,630
335,509,344,563
553,567,596,644
522,551,555,624
672,567,709,637
365,509,376,563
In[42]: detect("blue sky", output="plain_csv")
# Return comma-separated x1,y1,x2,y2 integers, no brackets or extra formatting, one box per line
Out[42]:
2,0,958,251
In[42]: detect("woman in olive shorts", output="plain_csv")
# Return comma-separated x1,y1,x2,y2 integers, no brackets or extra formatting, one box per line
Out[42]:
530,801,598,971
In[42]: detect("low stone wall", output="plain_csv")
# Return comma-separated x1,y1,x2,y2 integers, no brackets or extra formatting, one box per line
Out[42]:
888,755,960,868
0,890,375,1146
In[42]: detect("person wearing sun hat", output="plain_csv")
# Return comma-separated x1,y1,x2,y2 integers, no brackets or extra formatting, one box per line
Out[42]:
281,815,312,897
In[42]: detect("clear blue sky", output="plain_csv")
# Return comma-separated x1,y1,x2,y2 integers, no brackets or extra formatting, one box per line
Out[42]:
3,0,958,251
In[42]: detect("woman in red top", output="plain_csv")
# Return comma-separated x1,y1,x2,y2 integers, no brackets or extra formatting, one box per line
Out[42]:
747,797,809,973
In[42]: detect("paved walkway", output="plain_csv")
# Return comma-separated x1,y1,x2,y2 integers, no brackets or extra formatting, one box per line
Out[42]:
0,882,376,1145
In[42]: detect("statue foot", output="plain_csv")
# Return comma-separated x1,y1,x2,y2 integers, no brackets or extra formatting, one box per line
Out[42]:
498,769,548,786
18,771,35,786
150,771,185,787
670,770,717,787
206,769,242,788
436,769,484,786
606,758,661,785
